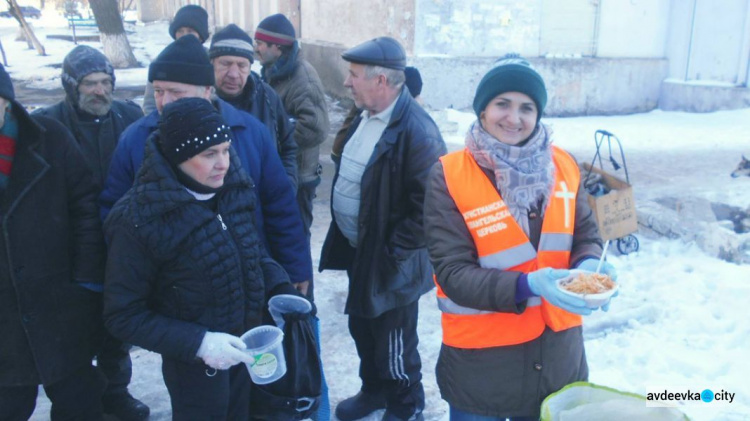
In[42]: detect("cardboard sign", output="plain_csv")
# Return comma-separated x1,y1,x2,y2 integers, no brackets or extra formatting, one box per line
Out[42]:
581,162,638,241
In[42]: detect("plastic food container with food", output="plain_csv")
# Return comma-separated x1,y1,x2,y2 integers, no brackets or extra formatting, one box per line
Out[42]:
557,269,618,309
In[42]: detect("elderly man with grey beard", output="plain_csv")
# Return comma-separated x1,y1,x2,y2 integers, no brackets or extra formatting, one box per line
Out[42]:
33,45,147,421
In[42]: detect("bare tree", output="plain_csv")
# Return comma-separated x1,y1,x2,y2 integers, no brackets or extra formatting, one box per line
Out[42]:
5,0,45,56
89,0,137,68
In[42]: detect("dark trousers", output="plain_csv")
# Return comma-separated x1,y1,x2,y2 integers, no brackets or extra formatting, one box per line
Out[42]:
162,357,251,420
296,174,321,243
0,364,105,421
98,331,133,396
348,301,425,419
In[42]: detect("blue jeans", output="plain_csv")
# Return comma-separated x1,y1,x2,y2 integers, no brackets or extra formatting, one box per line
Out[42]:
450,406,537,421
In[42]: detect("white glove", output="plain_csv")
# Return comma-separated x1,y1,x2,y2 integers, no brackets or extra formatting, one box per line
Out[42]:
196,332,252,370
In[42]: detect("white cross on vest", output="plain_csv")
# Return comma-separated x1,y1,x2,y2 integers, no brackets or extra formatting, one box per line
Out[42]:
554,181,575,228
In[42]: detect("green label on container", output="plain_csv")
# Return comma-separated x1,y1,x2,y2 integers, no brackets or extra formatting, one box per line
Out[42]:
251,353,277,378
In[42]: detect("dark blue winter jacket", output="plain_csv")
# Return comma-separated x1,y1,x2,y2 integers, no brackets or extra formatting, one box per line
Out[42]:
100,98,312,284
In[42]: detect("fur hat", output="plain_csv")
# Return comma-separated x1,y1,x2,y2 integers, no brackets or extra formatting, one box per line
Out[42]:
0,64,14,101
61,45,115,102
157,97,232,167
255,13,296,46
209,24,254,63
404,66,422,98
149,35,215,86
169,4,209,43
472,54,547,121
342,37,406,71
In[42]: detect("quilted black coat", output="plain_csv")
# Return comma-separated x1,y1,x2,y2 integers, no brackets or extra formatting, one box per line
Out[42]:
103,134,290,363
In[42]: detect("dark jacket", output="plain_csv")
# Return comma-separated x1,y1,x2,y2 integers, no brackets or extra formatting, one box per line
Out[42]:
103,136,289,363
423,157,603,418
0,103,105,386
319,87,447,318
221,71,298,191
100,99,312,284
33,99,142,188
263,45,329,184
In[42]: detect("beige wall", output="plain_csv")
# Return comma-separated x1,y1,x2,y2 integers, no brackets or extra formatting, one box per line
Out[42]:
301,0,416,53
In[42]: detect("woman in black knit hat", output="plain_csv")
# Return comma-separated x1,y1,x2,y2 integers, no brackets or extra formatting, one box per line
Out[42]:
423,54,619,420
103,97,305,419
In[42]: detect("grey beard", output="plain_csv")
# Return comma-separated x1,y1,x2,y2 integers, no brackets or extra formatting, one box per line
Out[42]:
78,93,112,116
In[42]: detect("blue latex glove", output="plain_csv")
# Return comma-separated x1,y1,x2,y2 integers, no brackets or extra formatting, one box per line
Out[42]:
576,258,618,281
527,268,592,315
576,258,619,311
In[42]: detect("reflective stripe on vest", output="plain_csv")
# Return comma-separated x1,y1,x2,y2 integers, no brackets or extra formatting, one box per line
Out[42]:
436,147,582,349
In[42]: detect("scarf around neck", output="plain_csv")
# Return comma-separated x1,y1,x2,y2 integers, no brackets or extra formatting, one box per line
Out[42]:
465,120,555,236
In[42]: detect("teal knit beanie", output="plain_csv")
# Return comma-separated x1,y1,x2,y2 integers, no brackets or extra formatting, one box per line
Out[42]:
472,54,547,121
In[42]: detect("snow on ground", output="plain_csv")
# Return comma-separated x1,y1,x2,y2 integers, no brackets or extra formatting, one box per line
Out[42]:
3,11,750,421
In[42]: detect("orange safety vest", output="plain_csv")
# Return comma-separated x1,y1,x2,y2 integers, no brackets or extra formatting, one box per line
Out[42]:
436,146,582,349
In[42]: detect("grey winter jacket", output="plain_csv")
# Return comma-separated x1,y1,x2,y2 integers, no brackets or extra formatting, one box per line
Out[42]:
423,157,603,418
319,87,446,318
103,136,290,363
264,52,329,184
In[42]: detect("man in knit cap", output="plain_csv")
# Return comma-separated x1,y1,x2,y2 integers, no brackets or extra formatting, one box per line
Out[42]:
209,23,297,190
319,37,446,421
33,44,147,421
0,65,107,420
101,36,313,320
141,4,210,114
254,13,329,248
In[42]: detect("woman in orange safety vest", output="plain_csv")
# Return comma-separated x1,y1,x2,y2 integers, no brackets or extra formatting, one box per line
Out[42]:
423,54,618,420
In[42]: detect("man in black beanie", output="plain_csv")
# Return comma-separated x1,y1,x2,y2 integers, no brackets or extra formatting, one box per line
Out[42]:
142,4,210,114
0,64,108,420
320,38,446,421
209,23,298,191
33,44,147,421
101,35,313,337
254,13,330,248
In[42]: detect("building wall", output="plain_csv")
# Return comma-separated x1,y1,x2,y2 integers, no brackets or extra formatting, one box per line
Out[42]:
300,0,415,53
414,0,540,57
596,0,670,58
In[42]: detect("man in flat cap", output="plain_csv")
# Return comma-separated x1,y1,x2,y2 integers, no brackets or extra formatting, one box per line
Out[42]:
319,37,446,421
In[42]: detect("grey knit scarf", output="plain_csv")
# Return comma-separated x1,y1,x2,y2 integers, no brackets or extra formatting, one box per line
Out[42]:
465,120,555,236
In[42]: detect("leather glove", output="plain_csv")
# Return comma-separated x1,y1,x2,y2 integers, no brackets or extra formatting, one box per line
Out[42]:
576,258,618,281
576,258,619,311
527,268,592,315
196,332,252,370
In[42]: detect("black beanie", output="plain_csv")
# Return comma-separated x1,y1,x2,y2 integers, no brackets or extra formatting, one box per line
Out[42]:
149,35,215,86
169,4,209,43
472,54,547,121
209,24,255,63
61,45,116,102
0,64,14,101
404,66,422,98
255,13,296,46
158,97,233,167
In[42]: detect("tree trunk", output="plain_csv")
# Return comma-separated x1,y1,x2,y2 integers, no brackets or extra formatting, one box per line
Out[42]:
6,0,45,55
89,0,137,68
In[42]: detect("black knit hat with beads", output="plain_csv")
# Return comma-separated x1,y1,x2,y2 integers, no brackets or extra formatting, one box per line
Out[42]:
157,97,232,167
